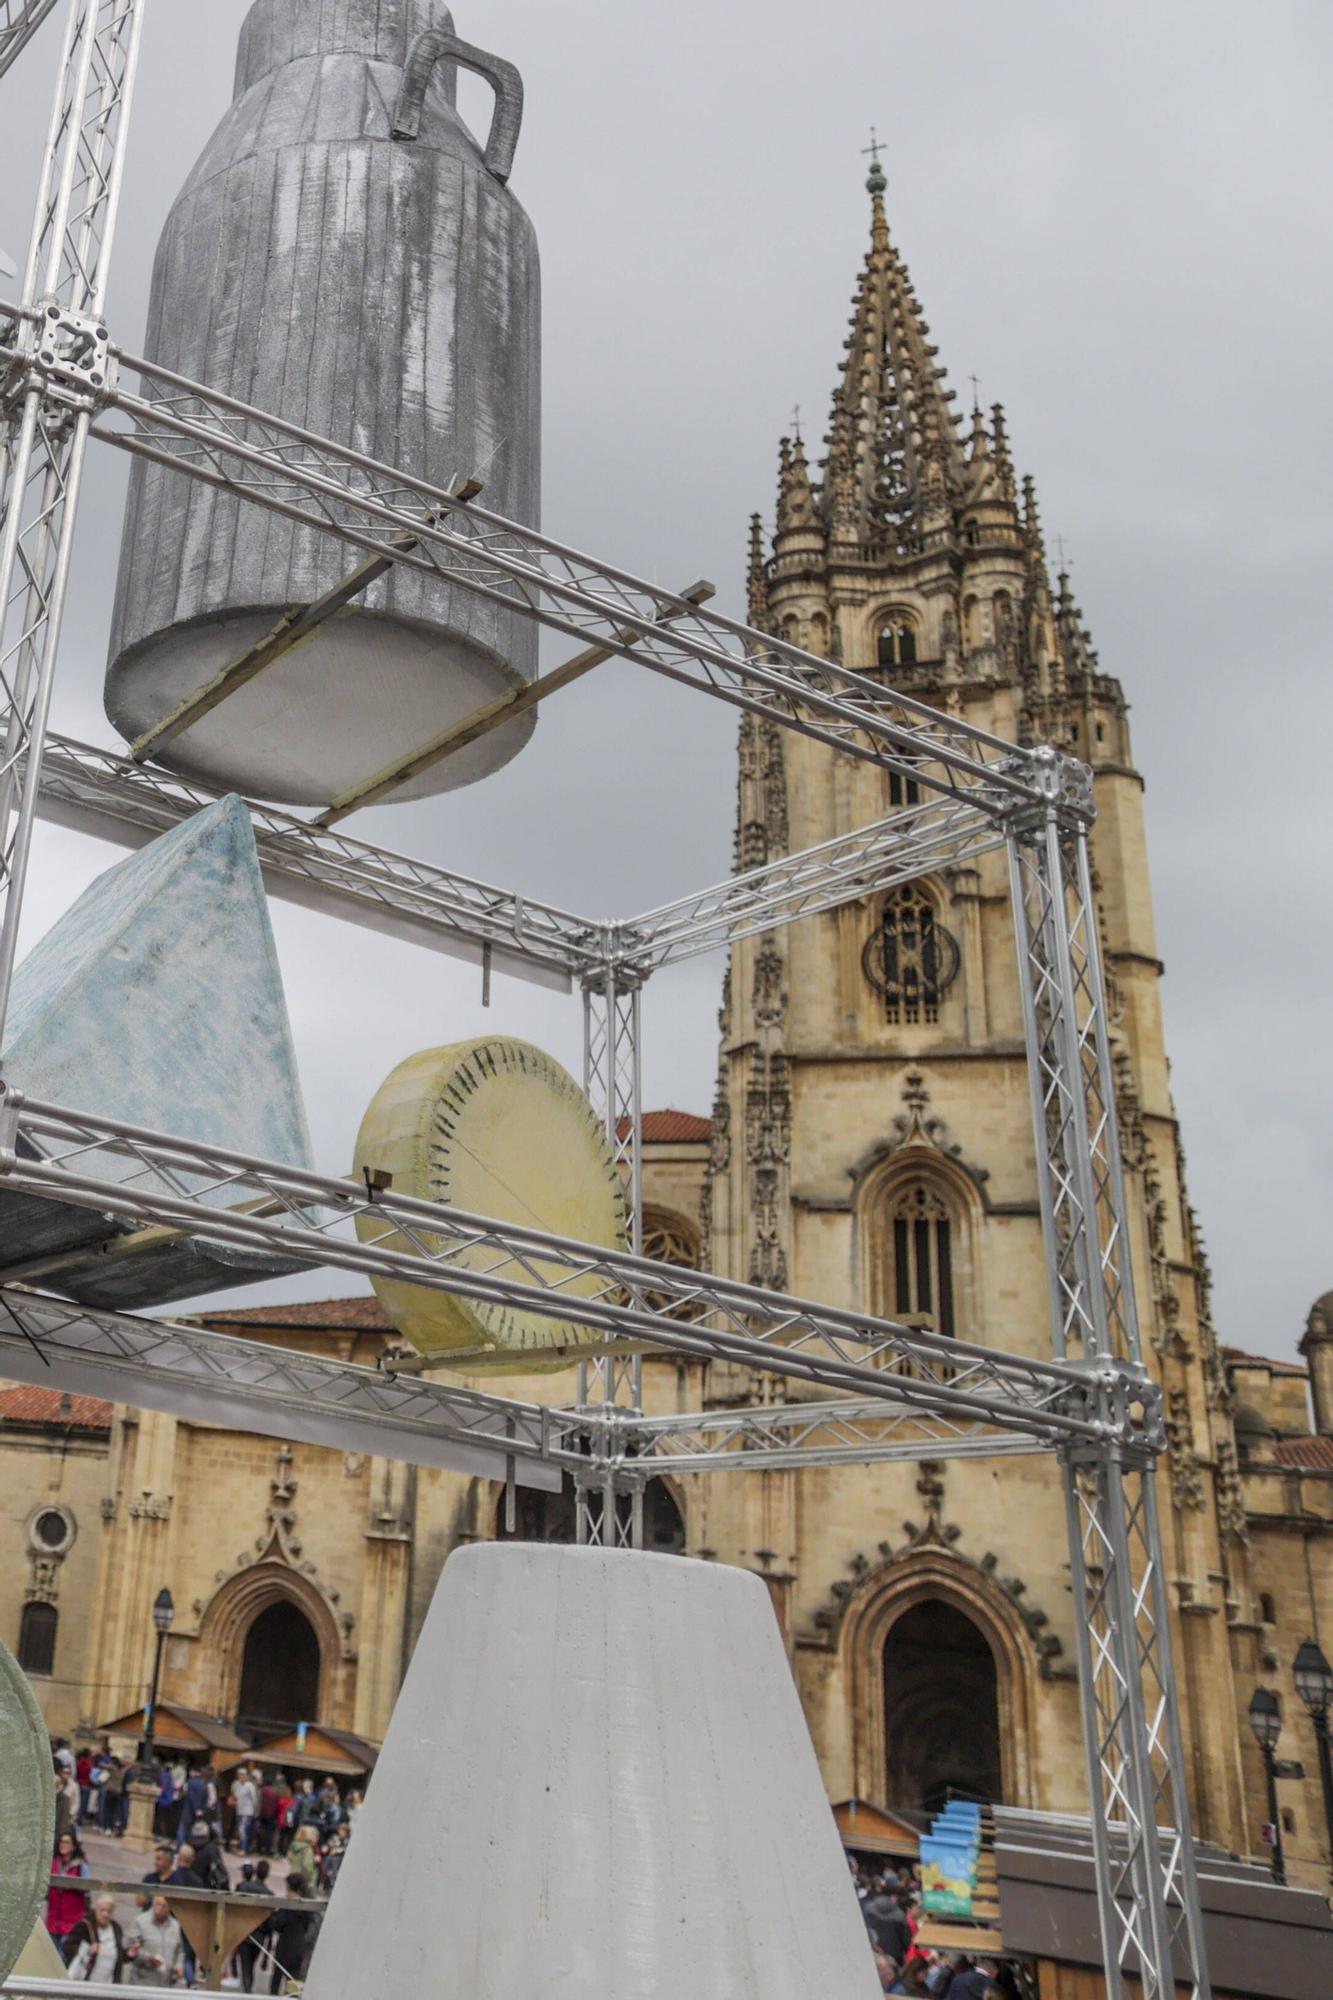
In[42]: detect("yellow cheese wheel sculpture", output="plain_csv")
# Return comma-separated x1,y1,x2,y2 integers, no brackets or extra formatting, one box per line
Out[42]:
354,1038,629,1364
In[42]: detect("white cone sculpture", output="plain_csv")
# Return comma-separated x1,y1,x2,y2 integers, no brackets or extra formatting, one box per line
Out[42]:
305,1544,880,1999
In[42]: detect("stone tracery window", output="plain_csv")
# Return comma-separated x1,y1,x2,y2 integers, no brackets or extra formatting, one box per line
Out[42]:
641,1209,702,1319
862,884,960,1025
888,1182,955,1337
642,1214,700,1270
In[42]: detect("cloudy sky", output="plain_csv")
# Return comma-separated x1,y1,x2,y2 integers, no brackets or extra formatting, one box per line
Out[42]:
1,1,1329,1361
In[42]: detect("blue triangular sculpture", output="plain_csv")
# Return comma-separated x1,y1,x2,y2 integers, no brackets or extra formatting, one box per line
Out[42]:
0,796,315,1309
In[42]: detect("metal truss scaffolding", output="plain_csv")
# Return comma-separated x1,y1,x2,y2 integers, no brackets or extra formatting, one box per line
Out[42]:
0,8,1210,1996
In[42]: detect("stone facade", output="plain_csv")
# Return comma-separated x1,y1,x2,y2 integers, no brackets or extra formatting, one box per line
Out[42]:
0,170,1329,1892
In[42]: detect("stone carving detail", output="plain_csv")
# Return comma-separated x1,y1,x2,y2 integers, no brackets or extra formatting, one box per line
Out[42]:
752,939,785,1028
201,1443,355,1659
25,1557,60,1605
862,1068,990,1192
811,1533,1068,1678
1214,1436,1249,1545
915,1461,945,1531
1165,1388,1206,1512
128,1495,172,1520
734,717,788,873
744,931,791,1292
746,1051,791,1291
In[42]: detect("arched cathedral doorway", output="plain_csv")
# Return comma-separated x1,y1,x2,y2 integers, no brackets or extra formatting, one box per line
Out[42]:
237,1599,322,1736
883,1598,1002,1809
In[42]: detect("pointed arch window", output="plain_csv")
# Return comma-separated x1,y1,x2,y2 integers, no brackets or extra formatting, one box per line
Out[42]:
862,884,961,1025
889,1183,955,1337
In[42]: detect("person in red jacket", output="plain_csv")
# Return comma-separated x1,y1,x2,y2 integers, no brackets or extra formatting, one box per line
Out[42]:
46,1830,90,1961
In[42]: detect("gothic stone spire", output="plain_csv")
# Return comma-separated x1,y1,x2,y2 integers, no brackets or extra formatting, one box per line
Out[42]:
819,173,965,557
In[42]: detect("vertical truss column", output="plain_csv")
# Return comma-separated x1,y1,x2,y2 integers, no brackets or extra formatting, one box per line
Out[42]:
0,0,144,1038
574,965,645,1547
1009,812,1211,2000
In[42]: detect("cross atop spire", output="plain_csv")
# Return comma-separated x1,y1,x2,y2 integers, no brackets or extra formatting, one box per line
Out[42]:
862,127,886,197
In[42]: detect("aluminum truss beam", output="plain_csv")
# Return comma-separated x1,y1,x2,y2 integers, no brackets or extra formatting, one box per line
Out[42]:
32,730,594,989
0,0,57,77
612,792,1005,974
27,736,1006,987
0,1088,1123,1450
42,349,1091,821
0,1285,570,1486
1009,816,1210,2000
626,1396,1050,1475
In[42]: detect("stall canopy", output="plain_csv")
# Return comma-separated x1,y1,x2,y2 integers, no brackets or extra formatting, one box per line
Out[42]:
220,1723,379,1778
95,1702,247,1764
832,1798,922,1861
994,1806,1333,2000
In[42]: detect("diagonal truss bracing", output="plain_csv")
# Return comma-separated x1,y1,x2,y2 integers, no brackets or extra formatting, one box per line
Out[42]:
626,1396,1050,1474
0,0,58,77
0,1285,572,1486
614,793,1005,973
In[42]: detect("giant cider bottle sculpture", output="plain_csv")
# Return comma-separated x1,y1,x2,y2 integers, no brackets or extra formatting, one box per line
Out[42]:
107,1,540,807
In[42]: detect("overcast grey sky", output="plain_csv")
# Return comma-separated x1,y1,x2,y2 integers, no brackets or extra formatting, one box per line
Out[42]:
2,2,1330,1360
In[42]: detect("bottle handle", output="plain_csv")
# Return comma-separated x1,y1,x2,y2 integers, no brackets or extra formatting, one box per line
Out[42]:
393,29,524,185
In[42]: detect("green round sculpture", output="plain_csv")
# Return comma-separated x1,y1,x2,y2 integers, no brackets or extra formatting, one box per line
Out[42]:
0,1637,54,1984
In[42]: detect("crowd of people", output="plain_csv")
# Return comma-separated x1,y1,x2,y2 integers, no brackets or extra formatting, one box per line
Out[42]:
850,1856,1019,1998
44,1743,360,1989
45,1740,1022,1993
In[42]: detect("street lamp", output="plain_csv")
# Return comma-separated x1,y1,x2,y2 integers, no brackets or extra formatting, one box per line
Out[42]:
142,1587,174,1774
1248,1685,1286,1885
1293,1638,1333,1877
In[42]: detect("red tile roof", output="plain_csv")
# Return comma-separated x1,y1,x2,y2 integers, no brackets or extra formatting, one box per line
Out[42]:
199,1297,392,1331
1221,1345,1308,1377
617,1109,711,1144
0,1385,112,1430
1272,1435,1333,1472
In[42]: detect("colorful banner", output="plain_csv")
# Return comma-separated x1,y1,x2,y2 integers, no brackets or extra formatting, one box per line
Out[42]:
920,1836,976,1919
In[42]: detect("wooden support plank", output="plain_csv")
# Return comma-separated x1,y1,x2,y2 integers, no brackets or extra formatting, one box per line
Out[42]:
128,479,484,764
314,577,716,827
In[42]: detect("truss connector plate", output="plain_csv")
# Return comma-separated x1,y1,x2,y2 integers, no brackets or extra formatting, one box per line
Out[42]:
23,301,117,411
989,744,1096,836
579,942,646,995
1057,1355,1165,1468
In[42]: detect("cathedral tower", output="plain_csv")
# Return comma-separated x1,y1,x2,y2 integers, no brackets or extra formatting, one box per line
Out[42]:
705,155,1254,1846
